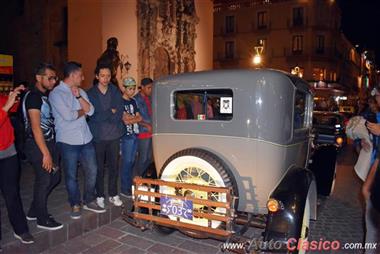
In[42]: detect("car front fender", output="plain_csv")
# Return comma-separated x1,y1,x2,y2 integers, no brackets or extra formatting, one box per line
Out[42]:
263,167,317,244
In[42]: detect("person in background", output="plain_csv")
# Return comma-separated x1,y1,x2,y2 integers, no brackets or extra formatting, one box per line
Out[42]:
22,63,62,230
134,78,154,177
0,85,34,245
362,87,380,253
119,77,142,197
87,65,124,208
49,61,106,219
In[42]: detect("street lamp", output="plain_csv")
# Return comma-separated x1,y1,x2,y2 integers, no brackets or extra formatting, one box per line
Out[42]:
252,43,264,67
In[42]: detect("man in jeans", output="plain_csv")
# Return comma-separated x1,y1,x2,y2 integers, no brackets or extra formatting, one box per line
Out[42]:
88,65,124,208
22,63,62,230
134,78,153,176
49,61,105,219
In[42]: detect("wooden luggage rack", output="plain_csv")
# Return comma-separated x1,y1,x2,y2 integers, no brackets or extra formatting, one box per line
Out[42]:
122,177,236,239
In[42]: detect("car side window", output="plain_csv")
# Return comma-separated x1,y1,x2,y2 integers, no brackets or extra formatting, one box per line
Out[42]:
294,90,307,129
173,89,233,121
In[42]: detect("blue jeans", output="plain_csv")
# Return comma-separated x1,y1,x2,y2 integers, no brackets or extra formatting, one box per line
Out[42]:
136,138,153,176
120,135,137,194
58,141,97,206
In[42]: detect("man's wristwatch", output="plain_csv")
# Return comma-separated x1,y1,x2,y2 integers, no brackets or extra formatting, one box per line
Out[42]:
76,95,82,99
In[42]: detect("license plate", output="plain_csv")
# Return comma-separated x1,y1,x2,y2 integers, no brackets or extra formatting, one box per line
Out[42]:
160,196,193,220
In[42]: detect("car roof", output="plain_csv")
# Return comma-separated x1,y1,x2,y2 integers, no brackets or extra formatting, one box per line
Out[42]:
156,69,311,93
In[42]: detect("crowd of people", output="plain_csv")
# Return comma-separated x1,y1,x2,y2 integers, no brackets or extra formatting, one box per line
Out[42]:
0,61,154,246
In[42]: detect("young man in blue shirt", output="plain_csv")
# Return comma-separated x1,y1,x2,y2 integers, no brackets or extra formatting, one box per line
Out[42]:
49,61,106,219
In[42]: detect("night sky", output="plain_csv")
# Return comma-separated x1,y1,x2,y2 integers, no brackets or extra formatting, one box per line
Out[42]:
337,0,380,65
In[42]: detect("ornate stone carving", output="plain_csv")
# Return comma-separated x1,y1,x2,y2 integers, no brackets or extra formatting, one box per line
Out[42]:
138,0,199,80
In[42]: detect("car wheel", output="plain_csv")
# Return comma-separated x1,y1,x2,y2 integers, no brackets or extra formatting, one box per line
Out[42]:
159,148,238,234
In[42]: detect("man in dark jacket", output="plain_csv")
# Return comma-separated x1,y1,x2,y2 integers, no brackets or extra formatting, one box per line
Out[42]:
88,65,125,208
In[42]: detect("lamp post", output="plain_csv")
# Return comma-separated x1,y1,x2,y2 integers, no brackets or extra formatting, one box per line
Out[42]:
252,42,264,67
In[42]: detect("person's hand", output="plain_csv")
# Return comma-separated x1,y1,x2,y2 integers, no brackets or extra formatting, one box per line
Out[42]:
71,86,80,97
122,112,132,124
361,139,371,152
42,152,53,172
367,122,380,136
111,108,116,114
2,85,25,112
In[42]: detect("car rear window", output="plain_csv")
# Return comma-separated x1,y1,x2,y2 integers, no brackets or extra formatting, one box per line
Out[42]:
173,89,233,121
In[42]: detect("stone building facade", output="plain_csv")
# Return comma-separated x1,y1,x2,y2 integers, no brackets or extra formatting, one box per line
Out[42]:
213,0,363,98
138,0,199,79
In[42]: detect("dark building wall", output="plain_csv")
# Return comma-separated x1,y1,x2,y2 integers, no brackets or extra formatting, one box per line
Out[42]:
0,0,67,85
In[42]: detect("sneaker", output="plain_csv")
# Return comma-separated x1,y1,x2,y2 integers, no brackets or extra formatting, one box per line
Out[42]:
26,213,53,221
26,215,37,221
109,195,123,206
71,205,82,219
83,201,106,213
37,218,63,230
96,197,105,209
13,232,34,244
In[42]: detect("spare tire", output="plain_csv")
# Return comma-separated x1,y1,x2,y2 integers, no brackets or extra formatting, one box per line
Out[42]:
159,148,238,233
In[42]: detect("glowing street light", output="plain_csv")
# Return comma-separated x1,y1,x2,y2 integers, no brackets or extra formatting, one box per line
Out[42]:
253,54,262,65
252,43,264,67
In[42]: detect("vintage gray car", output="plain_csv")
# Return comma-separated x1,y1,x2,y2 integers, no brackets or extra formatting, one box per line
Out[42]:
124,69,336,253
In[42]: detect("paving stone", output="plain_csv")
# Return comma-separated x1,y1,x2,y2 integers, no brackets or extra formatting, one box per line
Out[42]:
108,245,147,254
177,240,219,254
108,219,129,230
118,234,155,250
63,237,91,253
82,239,121,254
80,232,108,247
96,226,126,239
147,243,189,254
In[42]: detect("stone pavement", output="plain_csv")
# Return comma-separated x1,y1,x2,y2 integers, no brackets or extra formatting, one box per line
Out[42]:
1,144,367,253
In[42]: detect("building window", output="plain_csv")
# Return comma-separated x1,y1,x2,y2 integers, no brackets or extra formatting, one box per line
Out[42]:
292,35,303,54
316,35,325,54
257,11,268,29
292,7,304,26
312,68,326,81
173,89,233,121
225,41,235,59
225,16,235,33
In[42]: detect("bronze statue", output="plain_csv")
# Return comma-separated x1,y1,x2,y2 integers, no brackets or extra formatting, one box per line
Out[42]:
97,37,122,86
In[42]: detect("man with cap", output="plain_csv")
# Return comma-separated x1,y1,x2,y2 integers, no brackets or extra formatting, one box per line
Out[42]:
120,77,142,197
134,78,153,177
